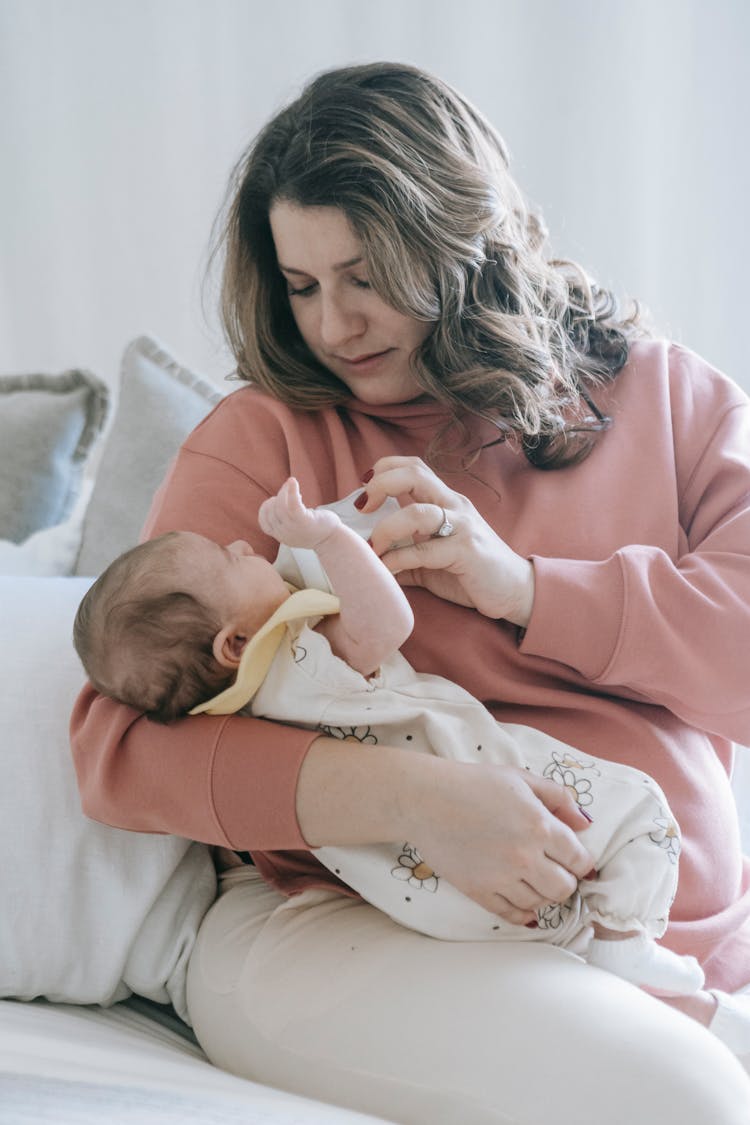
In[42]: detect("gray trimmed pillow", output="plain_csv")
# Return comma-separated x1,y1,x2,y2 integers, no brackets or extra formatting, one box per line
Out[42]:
0,369,109,543
75,337,226,576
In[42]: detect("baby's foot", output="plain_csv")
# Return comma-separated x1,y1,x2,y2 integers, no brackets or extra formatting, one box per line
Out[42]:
586,933,705,995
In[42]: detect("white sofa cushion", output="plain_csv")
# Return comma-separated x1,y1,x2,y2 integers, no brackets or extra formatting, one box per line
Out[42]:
0,576,216,1020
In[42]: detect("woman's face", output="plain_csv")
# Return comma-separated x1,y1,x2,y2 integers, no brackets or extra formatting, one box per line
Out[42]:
269,201,433,405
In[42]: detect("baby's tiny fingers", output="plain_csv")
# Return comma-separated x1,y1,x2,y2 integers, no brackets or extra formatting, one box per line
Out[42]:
284,477,300,501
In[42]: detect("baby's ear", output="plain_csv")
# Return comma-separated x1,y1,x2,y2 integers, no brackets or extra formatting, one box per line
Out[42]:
213,627,248,669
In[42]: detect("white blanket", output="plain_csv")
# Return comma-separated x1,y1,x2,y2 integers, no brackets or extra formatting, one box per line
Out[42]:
0,999,390,1124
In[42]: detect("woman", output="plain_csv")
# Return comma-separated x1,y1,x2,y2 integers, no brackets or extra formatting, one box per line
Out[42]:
71,63,750,1122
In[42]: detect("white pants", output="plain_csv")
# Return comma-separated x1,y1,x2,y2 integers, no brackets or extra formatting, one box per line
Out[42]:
186,867,750,1125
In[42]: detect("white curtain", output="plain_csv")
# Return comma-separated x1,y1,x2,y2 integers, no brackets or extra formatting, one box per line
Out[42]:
1,0,748,391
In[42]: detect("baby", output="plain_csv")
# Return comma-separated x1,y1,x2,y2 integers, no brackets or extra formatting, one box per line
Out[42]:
74,477,704,996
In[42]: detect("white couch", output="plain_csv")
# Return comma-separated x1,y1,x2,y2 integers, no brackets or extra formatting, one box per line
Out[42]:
1,335,747,1123
0,336,390,1123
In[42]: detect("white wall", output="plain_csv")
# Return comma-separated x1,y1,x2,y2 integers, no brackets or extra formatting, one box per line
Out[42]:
1,0,748,391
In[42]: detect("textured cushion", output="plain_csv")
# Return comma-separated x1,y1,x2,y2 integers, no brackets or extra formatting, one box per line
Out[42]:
75,336,225,576
0,576,216,1018
0,369,109,544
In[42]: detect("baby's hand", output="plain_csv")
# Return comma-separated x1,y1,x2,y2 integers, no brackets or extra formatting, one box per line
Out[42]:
258,478,341,549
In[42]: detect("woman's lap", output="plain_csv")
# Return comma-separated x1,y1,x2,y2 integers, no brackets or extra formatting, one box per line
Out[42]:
186,869,750,1125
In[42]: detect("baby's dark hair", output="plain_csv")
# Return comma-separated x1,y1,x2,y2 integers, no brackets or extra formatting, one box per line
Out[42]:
73,533,234,722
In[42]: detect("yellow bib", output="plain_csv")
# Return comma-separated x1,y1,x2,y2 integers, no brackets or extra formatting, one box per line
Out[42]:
189,587,340,716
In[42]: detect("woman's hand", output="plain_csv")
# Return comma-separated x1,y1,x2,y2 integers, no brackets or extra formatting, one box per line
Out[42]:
298,741,594,926
410,759,594,924
358,456,535,628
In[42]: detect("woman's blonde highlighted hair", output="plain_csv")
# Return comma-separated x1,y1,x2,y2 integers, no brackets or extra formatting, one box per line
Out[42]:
215,62,643,468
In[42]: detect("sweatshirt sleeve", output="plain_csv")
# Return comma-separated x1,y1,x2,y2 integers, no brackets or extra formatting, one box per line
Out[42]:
70,399,317,848
520,393,750,744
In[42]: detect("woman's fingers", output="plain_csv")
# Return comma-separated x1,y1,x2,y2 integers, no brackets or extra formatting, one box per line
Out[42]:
500,879,554,913
528,856,580,906
359,458,535,627
485,894,538,927
360,457,457,511
467,878,570,925
463,859,581,924
525,775,595,877
369,501,458,554
487,838,585,914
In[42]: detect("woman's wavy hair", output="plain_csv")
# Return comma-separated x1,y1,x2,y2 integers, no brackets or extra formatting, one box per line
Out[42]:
215,62,645,468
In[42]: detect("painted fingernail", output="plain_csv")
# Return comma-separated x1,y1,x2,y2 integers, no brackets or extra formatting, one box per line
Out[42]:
361,468,374,483
579,808,593,823
525,920,539,929
583,868,598,881
354,491,368,510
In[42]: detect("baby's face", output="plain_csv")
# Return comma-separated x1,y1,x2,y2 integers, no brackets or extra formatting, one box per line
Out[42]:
175,532,289,634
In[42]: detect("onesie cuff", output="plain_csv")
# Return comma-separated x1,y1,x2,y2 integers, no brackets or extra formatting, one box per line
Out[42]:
519,554,626,682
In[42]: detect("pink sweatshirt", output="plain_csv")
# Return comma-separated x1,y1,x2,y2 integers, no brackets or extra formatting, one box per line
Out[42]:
70,340,750,991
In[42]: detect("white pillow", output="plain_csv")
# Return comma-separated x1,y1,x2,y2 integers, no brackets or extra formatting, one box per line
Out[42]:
0,577,216,1021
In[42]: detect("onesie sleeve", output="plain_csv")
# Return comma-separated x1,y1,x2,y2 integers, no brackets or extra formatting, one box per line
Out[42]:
70,395,317,849
521,356,750,744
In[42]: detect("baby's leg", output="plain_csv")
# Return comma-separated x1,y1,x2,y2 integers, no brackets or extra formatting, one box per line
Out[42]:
506,725,704,994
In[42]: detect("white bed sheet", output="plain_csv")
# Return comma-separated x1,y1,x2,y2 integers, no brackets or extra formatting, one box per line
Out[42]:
0,999,391,1124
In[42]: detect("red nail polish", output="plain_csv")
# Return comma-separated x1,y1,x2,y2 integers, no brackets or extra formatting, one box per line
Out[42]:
354,491,368,510
525,920,538,929
361,468,374,483
583,868,598,881
580,807,594,823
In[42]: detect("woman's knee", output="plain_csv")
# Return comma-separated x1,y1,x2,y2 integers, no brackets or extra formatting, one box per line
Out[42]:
560,995,749,1124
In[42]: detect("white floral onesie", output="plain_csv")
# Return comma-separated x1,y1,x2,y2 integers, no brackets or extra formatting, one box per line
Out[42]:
190,501,695,985
247,606,681,951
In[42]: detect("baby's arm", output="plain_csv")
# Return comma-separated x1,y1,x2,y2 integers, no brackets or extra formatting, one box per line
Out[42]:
259,477,414,676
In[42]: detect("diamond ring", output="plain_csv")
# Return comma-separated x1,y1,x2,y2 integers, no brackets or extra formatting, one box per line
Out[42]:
432,507,455,538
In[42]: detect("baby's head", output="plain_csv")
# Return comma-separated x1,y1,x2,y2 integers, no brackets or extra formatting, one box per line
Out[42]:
73,531,289,722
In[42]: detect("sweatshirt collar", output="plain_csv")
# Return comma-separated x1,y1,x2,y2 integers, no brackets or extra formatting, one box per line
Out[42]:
339,395,507,455
339,394,454,431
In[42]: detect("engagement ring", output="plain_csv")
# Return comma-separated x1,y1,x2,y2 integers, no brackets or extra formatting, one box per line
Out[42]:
432,507,455,538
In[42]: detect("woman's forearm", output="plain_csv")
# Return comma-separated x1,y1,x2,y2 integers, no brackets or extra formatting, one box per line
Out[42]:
296,736,594,924
295,736,422,846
